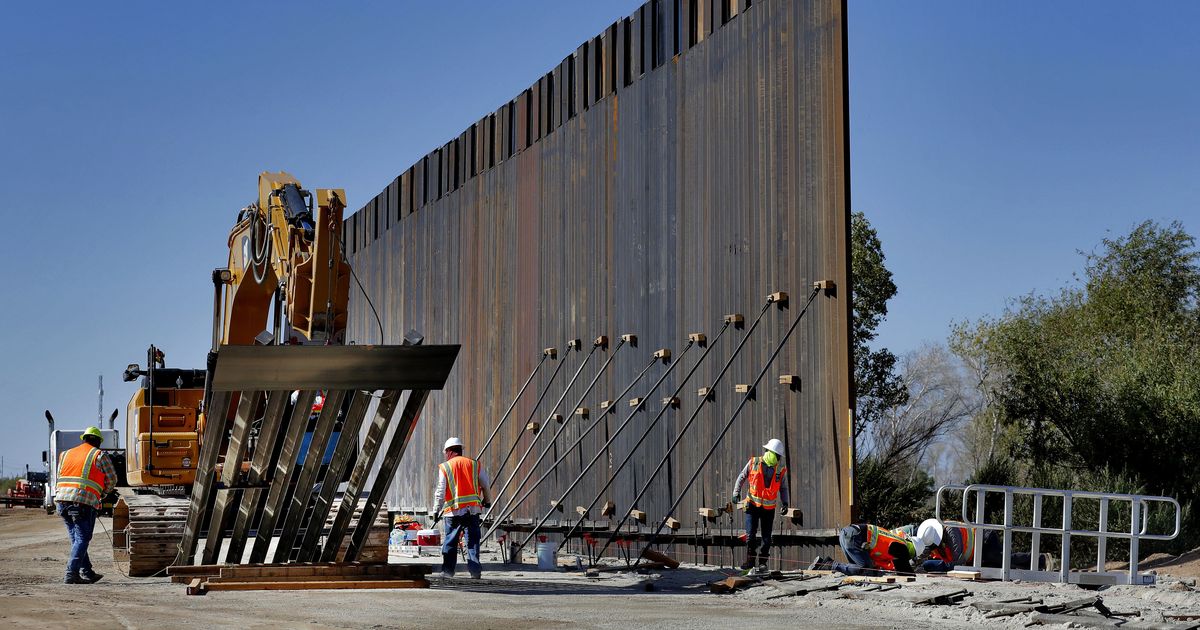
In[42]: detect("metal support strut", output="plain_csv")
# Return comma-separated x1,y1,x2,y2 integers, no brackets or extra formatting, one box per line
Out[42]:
628,287,821,566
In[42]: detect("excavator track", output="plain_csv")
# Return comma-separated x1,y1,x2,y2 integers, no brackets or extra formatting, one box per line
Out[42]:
114,493,190,577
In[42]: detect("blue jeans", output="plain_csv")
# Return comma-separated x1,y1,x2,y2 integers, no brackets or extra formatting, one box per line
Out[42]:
442,513,482,577
832,524,878,576
744,505,776,562
58,502,96,577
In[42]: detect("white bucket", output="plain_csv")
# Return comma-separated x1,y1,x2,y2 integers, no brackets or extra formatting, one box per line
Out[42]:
536,542,558,570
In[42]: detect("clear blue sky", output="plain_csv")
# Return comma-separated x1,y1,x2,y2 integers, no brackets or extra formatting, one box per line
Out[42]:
1,1,1196,475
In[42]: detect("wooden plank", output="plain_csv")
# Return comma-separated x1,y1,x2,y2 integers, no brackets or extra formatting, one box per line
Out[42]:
198,579,428,592
948,570,982,581
639,548,680,569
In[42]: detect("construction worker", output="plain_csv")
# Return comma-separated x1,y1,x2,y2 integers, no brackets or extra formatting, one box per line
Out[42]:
913,518,1049,572
432,437,491,579
731,438,789,572
54,427,116,584
811,523,933,576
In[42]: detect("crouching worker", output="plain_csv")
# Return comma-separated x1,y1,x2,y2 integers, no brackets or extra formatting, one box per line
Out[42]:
914,518,1050,572
432,437,492,579
813,523,930,576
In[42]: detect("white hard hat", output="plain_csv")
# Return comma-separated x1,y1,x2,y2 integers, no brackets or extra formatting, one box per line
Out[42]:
443,437,463,450
762,438,785,455
917,518,944,547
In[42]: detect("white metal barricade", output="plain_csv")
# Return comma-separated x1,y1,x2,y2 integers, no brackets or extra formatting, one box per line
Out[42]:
934,484,1180,585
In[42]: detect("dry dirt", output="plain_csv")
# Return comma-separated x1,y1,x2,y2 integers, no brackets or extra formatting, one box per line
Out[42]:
2,508,1198,630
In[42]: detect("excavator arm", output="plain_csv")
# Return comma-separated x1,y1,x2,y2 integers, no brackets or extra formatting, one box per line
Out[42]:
221,171,351,346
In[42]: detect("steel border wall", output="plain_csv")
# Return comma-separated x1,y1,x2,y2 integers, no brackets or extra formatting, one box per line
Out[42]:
345,0,852,561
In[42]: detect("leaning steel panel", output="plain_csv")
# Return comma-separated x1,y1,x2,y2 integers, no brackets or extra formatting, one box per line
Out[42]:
175,343,459,567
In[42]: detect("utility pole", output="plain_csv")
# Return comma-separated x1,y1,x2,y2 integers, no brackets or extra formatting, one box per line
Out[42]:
98,375,104,428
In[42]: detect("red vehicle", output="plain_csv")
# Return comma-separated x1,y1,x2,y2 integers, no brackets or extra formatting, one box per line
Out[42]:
6,479,45,507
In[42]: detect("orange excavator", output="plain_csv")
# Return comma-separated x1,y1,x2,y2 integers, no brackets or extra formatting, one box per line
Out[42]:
114,172,355,573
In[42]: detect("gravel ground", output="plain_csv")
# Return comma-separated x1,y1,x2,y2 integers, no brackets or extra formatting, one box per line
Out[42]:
2,509,1197,629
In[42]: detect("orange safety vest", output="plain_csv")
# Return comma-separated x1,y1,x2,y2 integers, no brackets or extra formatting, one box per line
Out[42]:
746,456,786,510
439,456,482,514
865,524,916,571
930,521,976,565
56,444,109,504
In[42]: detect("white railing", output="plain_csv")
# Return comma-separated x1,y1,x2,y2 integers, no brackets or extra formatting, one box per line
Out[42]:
935,483,1180,585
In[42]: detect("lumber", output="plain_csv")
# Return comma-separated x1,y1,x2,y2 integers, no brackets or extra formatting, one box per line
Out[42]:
708,575,759,594
664,517,682,530
639,548,680,569
698,507,719,518
948,570,981,580
187,578,206,596
196,578,429,593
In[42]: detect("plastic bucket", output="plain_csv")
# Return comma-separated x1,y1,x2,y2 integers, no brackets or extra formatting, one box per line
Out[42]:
536,542,558,570
416,529,442,546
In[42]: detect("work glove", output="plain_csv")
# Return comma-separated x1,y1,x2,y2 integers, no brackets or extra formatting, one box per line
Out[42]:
730,493,740,505
432,513,442,526
780,502,789,512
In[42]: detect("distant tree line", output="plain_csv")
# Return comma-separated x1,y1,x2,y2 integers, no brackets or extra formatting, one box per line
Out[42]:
851,215,1198,557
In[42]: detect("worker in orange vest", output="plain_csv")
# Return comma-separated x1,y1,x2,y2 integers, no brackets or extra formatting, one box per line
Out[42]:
54,427,117,584
432,437,491,579
731,438,790,573
811,523,934,576
912,518,1048,572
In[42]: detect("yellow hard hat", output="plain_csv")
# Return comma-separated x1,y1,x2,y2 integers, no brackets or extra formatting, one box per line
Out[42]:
81,426,103,443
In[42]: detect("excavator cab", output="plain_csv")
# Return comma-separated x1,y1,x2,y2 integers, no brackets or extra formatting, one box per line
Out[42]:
122,355,205,488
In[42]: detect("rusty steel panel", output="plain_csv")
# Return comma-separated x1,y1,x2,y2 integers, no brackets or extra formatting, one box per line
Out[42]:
345,0,850,562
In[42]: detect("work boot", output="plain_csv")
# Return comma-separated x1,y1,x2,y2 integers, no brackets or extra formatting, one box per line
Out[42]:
739,551,757,571
80,570,104,584
64,574,85,585
807,555,828,571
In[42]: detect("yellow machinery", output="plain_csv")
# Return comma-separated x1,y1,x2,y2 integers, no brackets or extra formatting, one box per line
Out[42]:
121,172,350,490
114,172,354,573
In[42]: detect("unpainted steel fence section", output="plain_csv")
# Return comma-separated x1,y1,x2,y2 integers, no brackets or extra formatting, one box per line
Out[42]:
176,344,459,567
935,483,1180,586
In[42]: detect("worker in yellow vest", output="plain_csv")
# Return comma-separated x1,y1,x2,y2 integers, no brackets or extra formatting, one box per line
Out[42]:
432,437,491,579
731,438,789,573
54,427,117,584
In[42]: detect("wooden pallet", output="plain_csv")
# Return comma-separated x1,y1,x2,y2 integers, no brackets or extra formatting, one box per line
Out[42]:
114,496,190,577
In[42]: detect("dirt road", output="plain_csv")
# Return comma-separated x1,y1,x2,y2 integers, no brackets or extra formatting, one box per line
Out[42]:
2,509,1196,629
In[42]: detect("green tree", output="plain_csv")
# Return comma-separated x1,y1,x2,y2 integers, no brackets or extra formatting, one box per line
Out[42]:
955,220,1200,551
851,211,908,438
